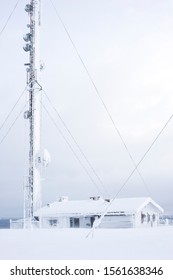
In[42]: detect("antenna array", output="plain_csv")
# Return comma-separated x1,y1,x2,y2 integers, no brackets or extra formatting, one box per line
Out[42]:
23,0,42,226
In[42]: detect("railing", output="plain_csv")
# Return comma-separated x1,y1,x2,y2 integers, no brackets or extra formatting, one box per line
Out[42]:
10,219,40,229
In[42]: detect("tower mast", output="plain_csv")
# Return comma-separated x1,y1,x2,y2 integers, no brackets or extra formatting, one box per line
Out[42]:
23,0,42,225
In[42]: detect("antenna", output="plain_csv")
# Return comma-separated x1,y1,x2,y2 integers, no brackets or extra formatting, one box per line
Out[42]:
23,0,42,227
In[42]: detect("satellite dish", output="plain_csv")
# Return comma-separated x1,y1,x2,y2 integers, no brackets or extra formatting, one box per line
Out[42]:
24,110,31,119
23,44,31,52
25,4,33,13
43,149,51,167
23,33,32,42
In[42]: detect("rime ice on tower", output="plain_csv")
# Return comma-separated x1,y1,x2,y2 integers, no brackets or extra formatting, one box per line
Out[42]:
23,0,42,226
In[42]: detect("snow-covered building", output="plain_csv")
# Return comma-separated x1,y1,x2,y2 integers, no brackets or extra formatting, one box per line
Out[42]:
33,196,163,229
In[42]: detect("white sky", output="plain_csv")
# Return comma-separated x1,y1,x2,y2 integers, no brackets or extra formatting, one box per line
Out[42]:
0,0,173,217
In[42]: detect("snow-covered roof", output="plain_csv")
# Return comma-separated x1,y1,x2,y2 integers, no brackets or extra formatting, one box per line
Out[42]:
109,197,163,214
35,196,163,217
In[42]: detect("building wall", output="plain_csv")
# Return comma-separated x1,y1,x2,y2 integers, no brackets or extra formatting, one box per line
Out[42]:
39,202,162,229
66,215,134,229
135,203,161,227
79,217,91,228
41,217,69,228
99,215,134,228
41,216,93,228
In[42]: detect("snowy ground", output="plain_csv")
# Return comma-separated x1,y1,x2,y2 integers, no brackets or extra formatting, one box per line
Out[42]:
0,226,173,260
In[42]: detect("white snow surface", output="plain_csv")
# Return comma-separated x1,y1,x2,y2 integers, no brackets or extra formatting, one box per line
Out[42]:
0,227,172,260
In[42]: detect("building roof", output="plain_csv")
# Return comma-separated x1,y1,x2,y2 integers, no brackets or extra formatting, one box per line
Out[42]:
109,197,163,214
35,196,164,217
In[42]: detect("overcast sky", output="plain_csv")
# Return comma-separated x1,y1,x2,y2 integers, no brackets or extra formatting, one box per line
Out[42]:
0,0,173,218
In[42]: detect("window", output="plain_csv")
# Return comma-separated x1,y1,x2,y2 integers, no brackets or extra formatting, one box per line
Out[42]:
49,219,58,227
90,217,95,227
152,214,156,222
147,213,150,223
70,218,79,228
141,213,146,223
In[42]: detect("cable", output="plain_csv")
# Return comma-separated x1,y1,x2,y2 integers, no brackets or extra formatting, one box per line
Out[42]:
0,86,27,131
49,0,150,196
0,0,21,39
42,89,109,197
0,103,27,146
41,100,105,195
86,112,173,237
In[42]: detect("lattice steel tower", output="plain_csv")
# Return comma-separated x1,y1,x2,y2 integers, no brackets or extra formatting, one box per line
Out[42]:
23,0,42,225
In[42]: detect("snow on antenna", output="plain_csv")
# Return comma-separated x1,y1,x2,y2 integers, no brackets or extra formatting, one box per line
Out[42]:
23,0,42,227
